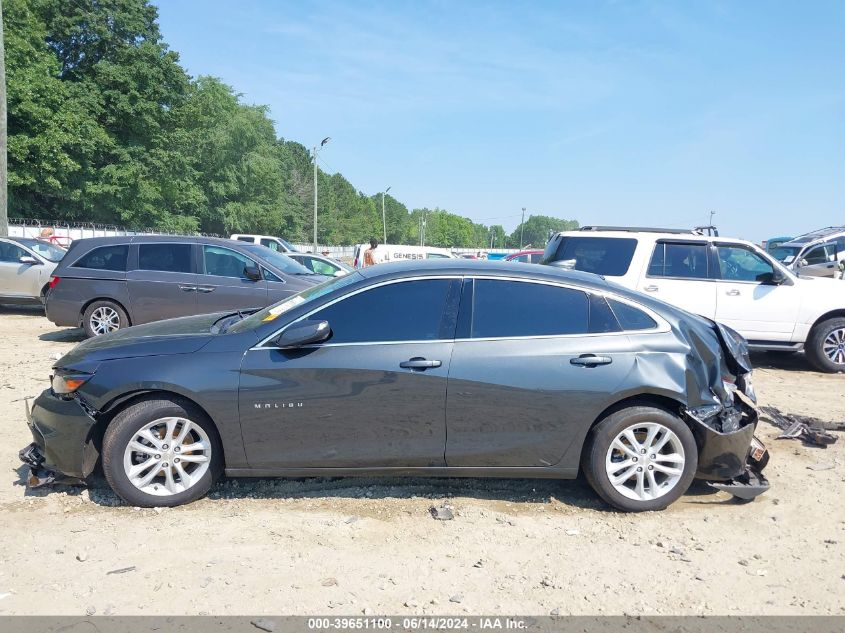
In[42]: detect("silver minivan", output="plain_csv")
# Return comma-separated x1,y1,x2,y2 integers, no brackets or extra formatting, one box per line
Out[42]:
770,226,845,278
45,236,324,337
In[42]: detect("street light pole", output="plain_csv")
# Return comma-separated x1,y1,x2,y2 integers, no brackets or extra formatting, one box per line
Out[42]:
519,207,526,249
382,186,391,244
312,137,330,254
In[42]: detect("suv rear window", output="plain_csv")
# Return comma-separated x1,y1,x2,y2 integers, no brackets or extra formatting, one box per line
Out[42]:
547,237,637,276
72,245,128,271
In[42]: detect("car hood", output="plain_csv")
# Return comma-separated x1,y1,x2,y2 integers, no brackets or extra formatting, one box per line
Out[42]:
57,313,224,366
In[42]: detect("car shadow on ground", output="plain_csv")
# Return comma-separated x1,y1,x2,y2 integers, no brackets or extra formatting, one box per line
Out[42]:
13,465,734,512
0,304,44,316
38,328,86,343
749,351,814,373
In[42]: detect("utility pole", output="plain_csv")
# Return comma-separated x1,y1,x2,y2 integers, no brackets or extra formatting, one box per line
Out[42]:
312,137,330,253
421,211,427,246
381,186,391,244
519,207,526,249
0,0,8,237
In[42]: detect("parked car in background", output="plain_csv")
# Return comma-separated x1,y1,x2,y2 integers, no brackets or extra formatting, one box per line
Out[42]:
0,237,66,305
288,252,352,277
542,226,845,372
763,236,793,253
351,243,455,268
231,234,299,253
45,236,323,337
21,260,767,511
769,227,845,278
504,250,544,263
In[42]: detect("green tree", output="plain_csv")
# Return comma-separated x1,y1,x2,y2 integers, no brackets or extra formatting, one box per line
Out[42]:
509,215,579,248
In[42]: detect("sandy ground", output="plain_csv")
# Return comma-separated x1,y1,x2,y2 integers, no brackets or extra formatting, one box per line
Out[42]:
0,305,843,616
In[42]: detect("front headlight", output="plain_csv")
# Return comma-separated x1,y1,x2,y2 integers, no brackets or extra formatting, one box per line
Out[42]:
51,372,92,395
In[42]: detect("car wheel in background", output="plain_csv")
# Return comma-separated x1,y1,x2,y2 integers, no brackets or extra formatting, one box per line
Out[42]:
806,317,845,373
83,300,129,337
102,397,224,507
581,406,697,512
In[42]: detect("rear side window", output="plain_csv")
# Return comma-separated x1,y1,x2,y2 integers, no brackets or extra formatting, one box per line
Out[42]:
648,242,708,279
310,279,455,343
608,298,657,331
260,238,281,251
137,243,193,273
73,245,128,271
471,280,589,338
236,236,253,243
551,237,637,276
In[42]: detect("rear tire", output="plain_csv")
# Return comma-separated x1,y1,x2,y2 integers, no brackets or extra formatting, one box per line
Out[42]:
805,317,845,373
83,300,129,337
102,397,223,507
581,406,697,512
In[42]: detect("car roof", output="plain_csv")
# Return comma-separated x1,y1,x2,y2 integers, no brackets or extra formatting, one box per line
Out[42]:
552,229,764,248
356,258,612,291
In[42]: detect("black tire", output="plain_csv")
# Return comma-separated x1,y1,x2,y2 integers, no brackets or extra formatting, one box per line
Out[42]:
581,406,698,512
805,317,845,373
102,397,224,507
83,299,129,337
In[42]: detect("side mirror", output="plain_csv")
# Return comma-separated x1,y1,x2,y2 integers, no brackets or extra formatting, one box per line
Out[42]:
333,270,346,277
244,265,261,281
19,256,39,265
274,320,330,349
797,259,808,268
761,268,786,285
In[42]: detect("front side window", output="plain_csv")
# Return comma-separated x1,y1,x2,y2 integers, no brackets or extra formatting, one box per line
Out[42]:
138,243,193,273
715,245,774,282
304,258,337,275
551,237,637,276
0,241,27,263
202,245,256,279
309,279,454,344
16,239,65,262
260,238,281,252
73,245,128,271
471,279,589,338
802,243,833,265
529,253,543,263
648,242,708,279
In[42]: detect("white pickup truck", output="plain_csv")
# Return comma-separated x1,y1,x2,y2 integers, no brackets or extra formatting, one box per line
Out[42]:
542,227,845,373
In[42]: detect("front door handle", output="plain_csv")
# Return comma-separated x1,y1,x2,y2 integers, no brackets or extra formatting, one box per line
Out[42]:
570,354,613,367
196,286,216,293
726,289,741,296
178,285,196,292
643,285,658,292
399,357,442,370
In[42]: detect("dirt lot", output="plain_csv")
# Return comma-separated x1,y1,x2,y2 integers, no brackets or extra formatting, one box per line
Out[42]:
0,305,843,616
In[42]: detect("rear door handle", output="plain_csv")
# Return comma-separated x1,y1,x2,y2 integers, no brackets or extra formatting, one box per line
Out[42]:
726,289,741,296
178,285,196,292
399,357,442,370
643,285,658,292
570,354,613,367
196,286,216,293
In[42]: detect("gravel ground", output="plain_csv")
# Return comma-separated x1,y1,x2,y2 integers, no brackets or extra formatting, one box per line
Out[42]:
0,305,843,616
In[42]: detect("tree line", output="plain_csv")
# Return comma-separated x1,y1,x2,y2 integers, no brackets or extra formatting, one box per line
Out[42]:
3,0,579,247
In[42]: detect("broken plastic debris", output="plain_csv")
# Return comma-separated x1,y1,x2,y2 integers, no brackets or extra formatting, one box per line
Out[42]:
429,505,454,521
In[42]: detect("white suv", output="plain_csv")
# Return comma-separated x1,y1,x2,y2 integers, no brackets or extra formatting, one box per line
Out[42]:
542,226,845,373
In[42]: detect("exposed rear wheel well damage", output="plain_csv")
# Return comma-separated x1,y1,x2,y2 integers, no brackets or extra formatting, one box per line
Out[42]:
87,390,224,474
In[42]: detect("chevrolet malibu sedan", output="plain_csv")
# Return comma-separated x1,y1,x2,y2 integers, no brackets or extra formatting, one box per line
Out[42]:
20,260,769,511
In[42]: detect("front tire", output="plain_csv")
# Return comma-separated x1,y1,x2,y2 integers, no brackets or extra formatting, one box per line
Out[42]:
83,300,129,337
102,398,223,507
581,406,697,512
806,317,845,373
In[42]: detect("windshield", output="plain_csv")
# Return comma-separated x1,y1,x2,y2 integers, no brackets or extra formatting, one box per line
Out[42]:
240,244,314,275
227,272,361,334
15,238,66,262
770,245,802,263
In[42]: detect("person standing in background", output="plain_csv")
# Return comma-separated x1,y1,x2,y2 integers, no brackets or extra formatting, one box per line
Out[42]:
363,238,379,267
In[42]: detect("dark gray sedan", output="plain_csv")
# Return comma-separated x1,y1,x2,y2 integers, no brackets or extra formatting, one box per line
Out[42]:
22,260,768,511
45,235,324,337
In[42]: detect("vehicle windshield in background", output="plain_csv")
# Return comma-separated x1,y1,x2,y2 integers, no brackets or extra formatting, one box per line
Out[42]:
227,272,361,334
548,237,638,276
769,245,802,263
16,239,66,262
240,244,313,275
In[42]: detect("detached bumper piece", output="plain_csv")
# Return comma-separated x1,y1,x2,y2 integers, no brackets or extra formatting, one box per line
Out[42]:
708,466,769,500
18,442,84,488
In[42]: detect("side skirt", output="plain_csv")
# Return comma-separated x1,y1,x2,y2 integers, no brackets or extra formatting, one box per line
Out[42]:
224,466,579,479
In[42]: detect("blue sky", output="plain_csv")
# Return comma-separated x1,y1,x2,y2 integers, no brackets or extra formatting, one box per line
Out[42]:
155,1,844,241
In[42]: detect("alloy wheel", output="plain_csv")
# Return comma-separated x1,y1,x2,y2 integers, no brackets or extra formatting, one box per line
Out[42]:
822,327,845,366
90,306,121,335
122,417,212,496
605,422,685,501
